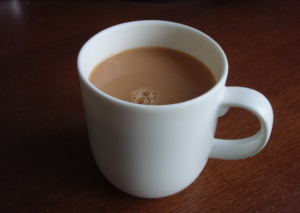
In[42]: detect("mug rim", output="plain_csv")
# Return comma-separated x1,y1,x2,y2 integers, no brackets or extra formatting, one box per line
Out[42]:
77,20,228,108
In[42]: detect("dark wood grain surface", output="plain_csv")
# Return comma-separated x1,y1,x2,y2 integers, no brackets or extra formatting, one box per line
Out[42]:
1,0,299,212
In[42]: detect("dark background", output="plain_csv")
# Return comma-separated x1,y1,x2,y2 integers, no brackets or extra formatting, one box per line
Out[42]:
1,0,299,212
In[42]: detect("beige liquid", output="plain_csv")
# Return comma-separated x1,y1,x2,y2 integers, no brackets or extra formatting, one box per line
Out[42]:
89,47,216,105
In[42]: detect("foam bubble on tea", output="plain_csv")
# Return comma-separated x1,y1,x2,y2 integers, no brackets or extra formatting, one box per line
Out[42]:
131,87,160,105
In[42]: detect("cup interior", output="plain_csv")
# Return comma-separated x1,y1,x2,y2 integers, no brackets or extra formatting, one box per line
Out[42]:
78,20,227,87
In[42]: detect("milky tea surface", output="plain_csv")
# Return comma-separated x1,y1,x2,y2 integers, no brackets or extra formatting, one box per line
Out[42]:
89,47,216,105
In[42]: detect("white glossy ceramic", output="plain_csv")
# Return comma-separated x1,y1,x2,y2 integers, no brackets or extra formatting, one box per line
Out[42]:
77,20,273,198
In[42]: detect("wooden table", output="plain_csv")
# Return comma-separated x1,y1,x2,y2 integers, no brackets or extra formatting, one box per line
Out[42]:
1,0,299,212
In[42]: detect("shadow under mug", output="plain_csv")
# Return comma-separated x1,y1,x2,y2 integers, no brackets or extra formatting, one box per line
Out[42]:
77,20,273,198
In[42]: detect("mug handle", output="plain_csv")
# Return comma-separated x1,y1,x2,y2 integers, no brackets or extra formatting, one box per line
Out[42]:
209,87,274,160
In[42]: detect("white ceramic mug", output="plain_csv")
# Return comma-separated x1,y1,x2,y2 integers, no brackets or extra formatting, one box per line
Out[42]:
77,20,273,198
